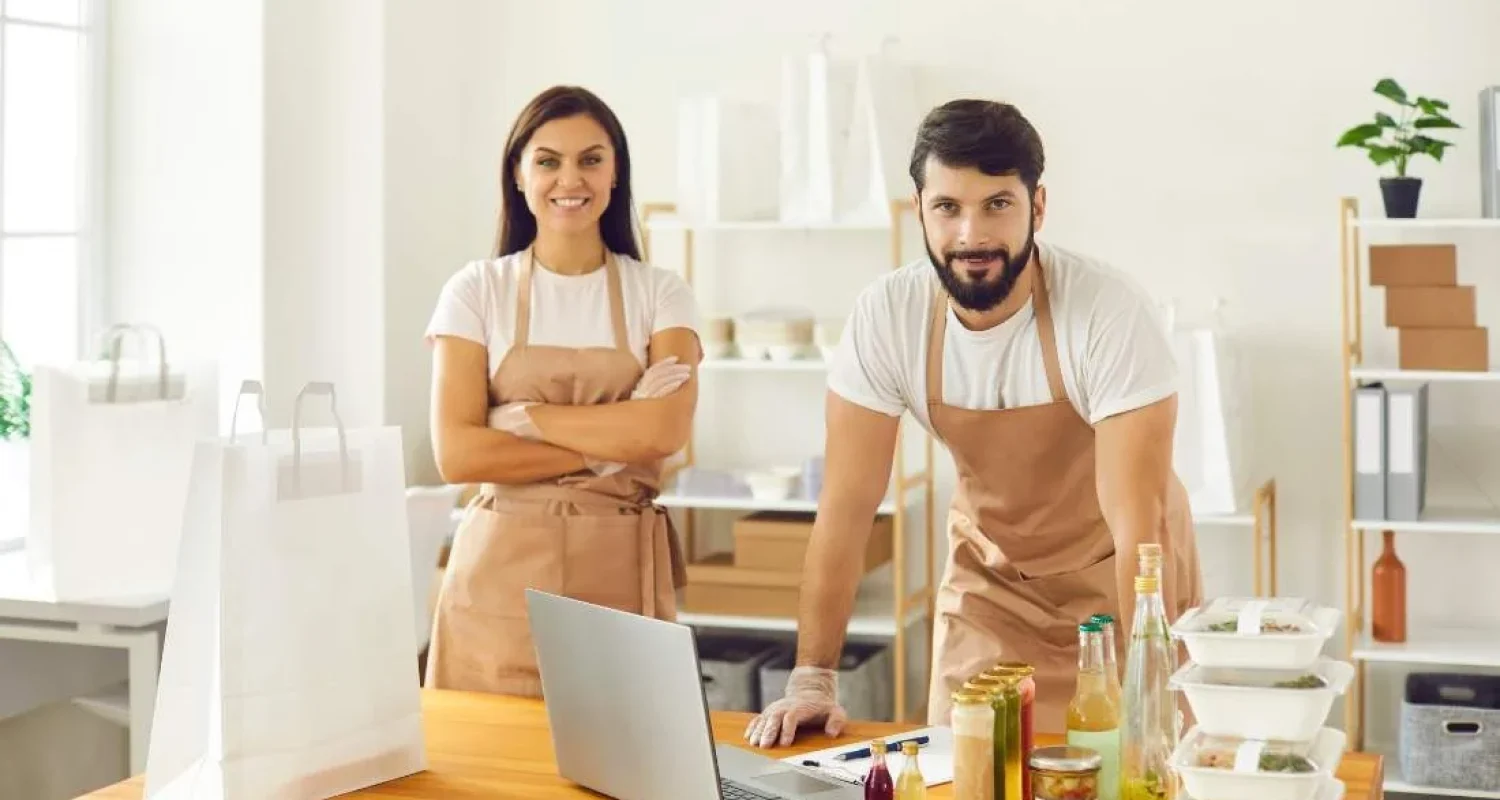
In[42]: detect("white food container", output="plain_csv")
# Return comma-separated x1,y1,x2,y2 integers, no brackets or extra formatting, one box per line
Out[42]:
1186,777,1344,800
1170,657,1354,742
1171,726,1346,800
744,467,800,501
1171,597,1342,669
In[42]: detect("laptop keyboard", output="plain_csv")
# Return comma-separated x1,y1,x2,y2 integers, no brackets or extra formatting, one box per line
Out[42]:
720,779,781,800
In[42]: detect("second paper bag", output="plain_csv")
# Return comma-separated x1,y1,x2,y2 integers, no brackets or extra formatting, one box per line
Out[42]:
145,382,425,800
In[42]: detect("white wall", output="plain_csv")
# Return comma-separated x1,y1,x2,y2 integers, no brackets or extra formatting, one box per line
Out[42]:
107,0,264,430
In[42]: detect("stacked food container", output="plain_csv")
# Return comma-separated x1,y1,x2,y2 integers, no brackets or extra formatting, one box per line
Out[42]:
1167,597,1351,800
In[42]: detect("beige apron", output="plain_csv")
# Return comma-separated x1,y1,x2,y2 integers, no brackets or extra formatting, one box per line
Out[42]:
424,248,687,697
924,258,1202,734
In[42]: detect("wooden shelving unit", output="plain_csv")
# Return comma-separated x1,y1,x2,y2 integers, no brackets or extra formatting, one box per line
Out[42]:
1337,195,1500,798
641,200,937,724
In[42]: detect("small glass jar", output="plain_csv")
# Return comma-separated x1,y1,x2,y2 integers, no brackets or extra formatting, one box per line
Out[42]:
1029,745,1103,800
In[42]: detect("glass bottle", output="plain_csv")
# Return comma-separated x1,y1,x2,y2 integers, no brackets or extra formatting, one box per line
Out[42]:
1372,530,1407,643
995,674,1024,800
1068,622,1121,800
951,689,995,800
984,662,1035,798
864,737,894,800
895,740,928,800
1090,613,1124,705
963,674,1008,800
1120,543,1178,800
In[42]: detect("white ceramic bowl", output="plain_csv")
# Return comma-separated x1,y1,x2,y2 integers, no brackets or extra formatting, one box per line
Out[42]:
744,467,801,501
1172,725,1345,800
1170,657,1353,742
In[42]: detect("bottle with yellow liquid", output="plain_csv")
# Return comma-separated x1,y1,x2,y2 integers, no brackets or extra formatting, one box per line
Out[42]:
1067,621,1121,800
895,740,928,800
1119,544,1178,800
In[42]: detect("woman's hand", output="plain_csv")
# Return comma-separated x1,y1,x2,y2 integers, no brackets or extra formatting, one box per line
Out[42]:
488,402,541,440
630,356,692,400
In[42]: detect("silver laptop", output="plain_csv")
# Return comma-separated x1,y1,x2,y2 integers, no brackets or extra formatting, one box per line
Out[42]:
526,589,864,800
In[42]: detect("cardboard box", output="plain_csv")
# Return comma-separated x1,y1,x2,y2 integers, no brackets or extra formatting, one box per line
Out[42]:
732,511,893,573
681,553,803,617
1399,327,1489,371
1369,244,1458,287
1386,286,1477,328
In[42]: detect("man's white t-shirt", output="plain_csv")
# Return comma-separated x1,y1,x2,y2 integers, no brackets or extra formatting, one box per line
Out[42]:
424,252,700,376
827,240,1178,434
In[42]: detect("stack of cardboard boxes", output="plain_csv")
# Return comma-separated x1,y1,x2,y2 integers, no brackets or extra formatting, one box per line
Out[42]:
1371,243,1489,370
682,511,893,616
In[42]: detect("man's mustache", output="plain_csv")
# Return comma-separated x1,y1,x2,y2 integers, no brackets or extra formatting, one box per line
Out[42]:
946,248,1008,265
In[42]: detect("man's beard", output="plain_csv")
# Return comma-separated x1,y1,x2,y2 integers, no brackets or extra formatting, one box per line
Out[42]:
925,223,1035,313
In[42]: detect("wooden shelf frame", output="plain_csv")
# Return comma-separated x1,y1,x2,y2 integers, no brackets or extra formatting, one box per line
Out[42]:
640,200,937,724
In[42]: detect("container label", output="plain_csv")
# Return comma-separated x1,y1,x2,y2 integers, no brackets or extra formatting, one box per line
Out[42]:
1234,740,1266,773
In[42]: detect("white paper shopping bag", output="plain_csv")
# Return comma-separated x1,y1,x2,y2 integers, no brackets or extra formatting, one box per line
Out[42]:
1171,324,1252,516
677,94,779,223
835,51,921,225
779,46,857,224
145,381,426,800
26,324,217,601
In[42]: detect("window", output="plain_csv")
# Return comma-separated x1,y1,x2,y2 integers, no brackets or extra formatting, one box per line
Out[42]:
0,0,103,371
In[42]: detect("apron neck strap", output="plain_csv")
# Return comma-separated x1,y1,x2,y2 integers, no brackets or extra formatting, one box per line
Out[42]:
925,282,948,407
514,247,631,354
924,250,1068,408
1031,256,1067,404
515,248,535,347
603,252,630,354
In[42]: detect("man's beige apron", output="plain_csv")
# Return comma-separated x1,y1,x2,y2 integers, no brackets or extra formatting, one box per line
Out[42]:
924,258,1201,734
424,248,687,697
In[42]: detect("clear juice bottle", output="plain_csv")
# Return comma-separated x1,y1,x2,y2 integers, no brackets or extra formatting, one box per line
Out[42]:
1119,544,1178,800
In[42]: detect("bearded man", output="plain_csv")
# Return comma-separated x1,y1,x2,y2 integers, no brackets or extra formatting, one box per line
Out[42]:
744,98,1203,746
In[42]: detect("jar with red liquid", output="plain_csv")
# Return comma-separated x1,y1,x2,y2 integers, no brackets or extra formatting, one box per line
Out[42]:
984,662,1035,798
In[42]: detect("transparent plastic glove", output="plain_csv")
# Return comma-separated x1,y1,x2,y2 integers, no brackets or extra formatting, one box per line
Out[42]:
631,356,692,400
487,402,540,440
584,456,626,478
743,666,847,748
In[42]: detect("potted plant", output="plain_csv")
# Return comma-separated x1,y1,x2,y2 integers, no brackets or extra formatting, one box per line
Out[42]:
1336,78,1461,218
0,339,31,541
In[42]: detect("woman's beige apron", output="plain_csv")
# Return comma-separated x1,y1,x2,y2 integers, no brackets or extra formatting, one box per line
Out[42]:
924,259,1201,734
424,248,687,697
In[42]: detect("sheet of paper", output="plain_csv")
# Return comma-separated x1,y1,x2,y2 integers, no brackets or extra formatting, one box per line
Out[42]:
781,725,953,787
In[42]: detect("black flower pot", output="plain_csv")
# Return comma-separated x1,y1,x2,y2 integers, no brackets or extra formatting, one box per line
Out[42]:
1380,176,1422,218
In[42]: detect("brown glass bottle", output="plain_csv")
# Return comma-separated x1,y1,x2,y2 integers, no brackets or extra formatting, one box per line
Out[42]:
1371,530,1407,643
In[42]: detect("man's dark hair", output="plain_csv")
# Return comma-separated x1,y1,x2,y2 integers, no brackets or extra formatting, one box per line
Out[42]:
908,99,1045,194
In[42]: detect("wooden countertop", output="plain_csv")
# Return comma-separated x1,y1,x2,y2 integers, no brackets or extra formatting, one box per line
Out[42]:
80,688,1383,798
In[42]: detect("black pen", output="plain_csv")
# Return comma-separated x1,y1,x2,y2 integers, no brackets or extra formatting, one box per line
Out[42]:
829,735,930,762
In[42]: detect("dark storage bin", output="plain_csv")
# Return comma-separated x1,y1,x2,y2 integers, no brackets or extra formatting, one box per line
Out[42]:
695,633,784,712
758,641,893,722
1400,672,1500,792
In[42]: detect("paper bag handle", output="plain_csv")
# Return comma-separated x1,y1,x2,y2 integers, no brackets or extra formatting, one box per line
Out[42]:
100,323,169,402
229,380,268,443
291,382,350,492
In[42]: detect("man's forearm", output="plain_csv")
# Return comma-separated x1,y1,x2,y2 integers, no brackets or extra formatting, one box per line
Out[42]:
793,513,870,669
1108,484,1174,637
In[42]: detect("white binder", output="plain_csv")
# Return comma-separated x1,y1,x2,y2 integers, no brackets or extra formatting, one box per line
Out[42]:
1353,383,1388,521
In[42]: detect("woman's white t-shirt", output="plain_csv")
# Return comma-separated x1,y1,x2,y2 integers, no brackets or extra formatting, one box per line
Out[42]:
827,240,1178,434
424,252,700,377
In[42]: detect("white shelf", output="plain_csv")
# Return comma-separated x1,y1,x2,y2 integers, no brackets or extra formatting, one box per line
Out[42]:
1385,765,1500,798
699,357,829,373
1191,510,1255,527
676,575,926,638
1351,626,1500,667
1353,217,1500,230
1351,367,1500,383
72,683,130,727
656,491,897,516
1354,504,1500,535
646,218,891,233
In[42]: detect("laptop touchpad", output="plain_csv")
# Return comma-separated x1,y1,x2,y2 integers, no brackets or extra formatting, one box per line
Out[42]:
752,768,845,795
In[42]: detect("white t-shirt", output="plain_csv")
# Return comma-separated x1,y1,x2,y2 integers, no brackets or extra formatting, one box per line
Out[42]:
424,251,700,376
827,240,1178,434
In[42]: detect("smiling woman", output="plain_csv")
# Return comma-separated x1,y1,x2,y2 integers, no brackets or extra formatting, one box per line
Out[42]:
423,85,702,698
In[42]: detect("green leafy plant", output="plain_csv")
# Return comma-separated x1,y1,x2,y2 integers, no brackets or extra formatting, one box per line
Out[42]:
1336,78,1461,177
0,339,30,441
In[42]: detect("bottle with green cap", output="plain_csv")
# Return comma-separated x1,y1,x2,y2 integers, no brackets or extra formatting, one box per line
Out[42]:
1090,612,1124,705
1068,621,1120,800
